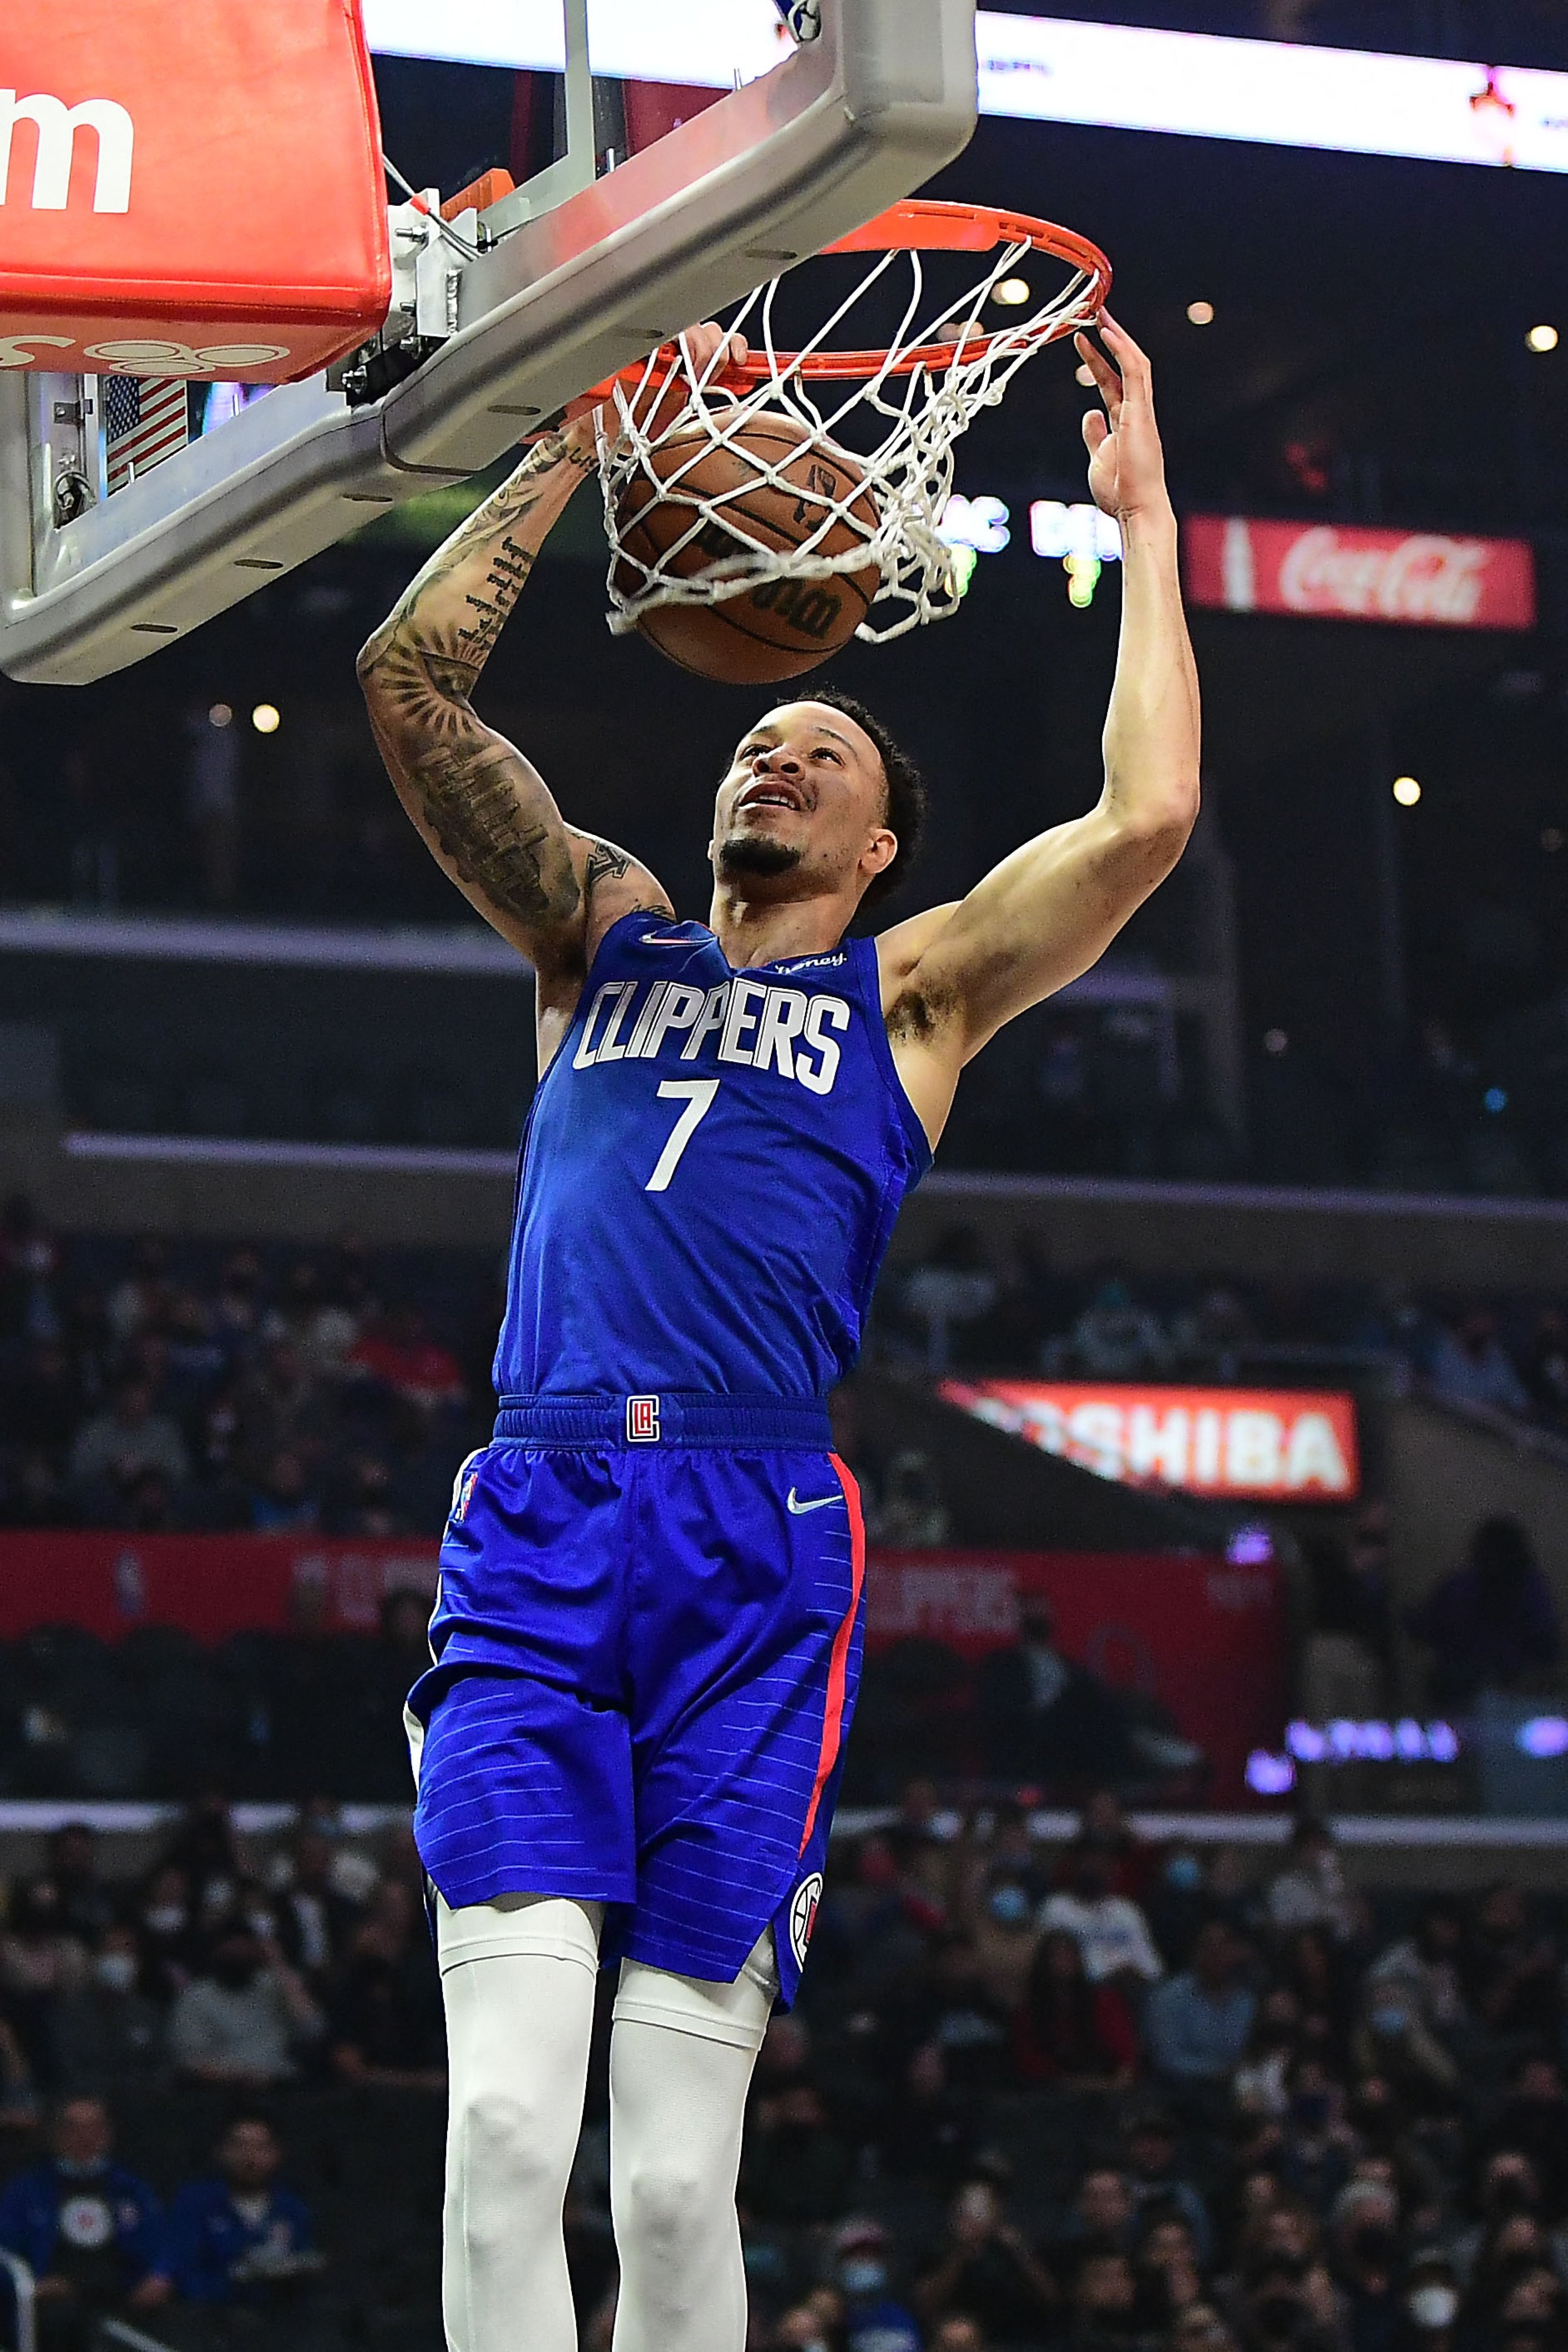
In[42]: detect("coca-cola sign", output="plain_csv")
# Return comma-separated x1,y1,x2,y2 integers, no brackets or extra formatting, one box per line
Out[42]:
1185,515,1536,631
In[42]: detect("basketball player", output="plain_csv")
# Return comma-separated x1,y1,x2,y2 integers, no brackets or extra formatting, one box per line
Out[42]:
357,313,1198,2352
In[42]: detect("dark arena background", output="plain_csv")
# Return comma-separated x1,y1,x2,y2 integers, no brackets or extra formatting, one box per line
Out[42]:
5,3,1568,2350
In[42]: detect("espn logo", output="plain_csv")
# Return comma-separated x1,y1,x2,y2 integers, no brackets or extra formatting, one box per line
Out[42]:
0,90,134,214
626,1395,661,1445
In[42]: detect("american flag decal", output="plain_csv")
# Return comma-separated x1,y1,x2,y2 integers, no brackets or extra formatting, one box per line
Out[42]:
104,377,189,494
772,0,822,38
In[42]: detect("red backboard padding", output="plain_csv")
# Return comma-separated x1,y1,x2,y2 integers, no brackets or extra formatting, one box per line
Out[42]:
1,0,391,381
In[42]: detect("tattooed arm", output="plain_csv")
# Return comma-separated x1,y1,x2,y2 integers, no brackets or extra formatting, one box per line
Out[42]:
356,421,672,1058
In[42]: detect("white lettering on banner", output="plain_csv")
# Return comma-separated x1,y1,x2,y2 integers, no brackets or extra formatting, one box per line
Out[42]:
866,1564,1019,1642
1278,527,1491,624
1226,1410,1282,1488
1284,1412,1350,1490
949,1384,1357,1499
0,90,135,213
1128,1404,1188,1485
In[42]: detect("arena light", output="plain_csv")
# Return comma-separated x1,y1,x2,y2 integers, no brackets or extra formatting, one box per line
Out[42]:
1527,323,1560,352
360,4,1568,176
251,703,281,735
208,702,232,728
1393,775,1422,805
1186,300,1216,326
992,276,1033,308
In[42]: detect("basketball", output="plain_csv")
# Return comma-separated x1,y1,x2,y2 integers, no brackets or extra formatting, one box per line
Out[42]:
613,413,882,685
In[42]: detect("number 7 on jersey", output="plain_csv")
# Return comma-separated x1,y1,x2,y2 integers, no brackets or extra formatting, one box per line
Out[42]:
646,1080,721,1193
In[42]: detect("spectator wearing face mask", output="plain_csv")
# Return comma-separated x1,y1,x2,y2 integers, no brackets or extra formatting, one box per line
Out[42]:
968,1872,1041,2012
166,1907,322,2087
1349,1967,1460,2107
0,2096,170,2352
1400,2258,1461,2352
829,2219,922,2352
54,1926,164,2097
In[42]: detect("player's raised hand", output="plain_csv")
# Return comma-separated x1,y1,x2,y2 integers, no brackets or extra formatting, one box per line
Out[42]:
1074,314,1171,527
566,323,751,458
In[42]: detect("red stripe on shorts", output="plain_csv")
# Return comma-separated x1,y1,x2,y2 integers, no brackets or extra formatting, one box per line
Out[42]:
798,1453,866,1857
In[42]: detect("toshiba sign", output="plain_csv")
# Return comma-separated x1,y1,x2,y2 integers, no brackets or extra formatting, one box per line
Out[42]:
941,1380,1360,1502
0,1,390,383
1185,515,1536,633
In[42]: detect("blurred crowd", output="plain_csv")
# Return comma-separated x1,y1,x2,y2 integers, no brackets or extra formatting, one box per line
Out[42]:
8,1204,1568,1550
731,1791,1568,2352
884,1228,1568,1448
4,1793,1568,2352
0,1800,442,2352
0,1201,492,1538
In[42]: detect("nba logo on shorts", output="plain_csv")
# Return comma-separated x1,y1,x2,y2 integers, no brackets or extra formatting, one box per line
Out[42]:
789,1872,823,1970
449,1452,483,1524
626,1394,661,1444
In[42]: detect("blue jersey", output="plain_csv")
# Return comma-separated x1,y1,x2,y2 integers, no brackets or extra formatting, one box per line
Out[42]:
495,913,930,1401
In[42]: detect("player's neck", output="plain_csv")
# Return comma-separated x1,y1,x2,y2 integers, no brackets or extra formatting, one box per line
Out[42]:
707,883,856,969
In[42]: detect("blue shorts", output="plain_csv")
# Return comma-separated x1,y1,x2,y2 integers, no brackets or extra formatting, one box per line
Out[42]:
406,1393,866,2009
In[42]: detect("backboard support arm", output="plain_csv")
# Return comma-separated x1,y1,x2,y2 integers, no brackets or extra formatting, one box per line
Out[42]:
0,0,978,686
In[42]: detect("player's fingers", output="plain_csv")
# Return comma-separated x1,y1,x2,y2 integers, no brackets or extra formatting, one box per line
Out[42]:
726,331,751,370
1073,331,1122,411
1082,409,1110,456
1097,312,1153,391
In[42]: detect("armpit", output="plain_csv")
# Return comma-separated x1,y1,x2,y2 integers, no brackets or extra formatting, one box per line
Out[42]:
884,976,963,1047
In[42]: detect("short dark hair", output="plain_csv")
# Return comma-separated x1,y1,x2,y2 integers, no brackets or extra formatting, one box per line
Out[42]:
785,686,927,911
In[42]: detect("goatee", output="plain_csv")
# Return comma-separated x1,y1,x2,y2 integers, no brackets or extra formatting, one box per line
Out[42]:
717,836,804,880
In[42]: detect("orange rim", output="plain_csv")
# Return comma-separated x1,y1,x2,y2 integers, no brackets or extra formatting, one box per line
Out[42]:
580,199,1111,404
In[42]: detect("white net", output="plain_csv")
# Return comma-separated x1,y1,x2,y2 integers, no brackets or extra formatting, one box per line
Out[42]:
596,219,1106,649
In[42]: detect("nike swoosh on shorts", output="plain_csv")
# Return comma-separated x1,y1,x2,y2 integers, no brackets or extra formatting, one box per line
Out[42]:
786,1488,843,1515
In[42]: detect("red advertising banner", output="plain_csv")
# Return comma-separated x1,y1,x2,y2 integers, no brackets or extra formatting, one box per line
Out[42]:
1184,514,1536,631
0,1536,1287,1802
868,1549,1286,1806
0,1534,437,1642
941,1380,1359,1501
1,0,390,381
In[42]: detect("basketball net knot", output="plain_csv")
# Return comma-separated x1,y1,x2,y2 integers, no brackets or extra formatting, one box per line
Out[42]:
595,212,1107,652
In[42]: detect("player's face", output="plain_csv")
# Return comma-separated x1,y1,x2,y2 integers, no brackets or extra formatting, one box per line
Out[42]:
711,702,896,899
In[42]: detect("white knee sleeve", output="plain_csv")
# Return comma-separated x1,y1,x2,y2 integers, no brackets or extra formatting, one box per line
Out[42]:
437,1888,604,1975
613,1928,778,2051
607,1933,777,2352
438,1893,604,2352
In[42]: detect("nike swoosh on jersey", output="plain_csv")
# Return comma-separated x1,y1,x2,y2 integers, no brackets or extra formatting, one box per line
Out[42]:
641,930,697,946
786,1487,844,1515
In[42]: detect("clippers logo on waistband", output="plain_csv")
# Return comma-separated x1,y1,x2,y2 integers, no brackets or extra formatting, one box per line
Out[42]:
789,1872,823,1970
626,1395,661,1445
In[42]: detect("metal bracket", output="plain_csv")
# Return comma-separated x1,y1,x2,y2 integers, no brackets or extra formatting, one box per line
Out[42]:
0,0,978,684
